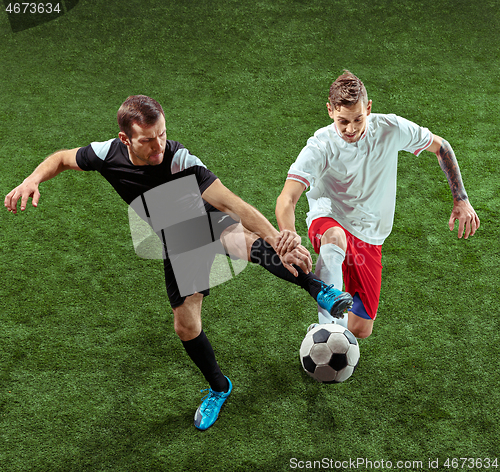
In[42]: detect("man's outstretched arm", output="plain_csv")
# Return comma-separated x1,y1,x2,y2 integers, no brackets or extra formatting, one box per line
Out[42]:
4,148,82,214
426,135,480,239
201,178,312,275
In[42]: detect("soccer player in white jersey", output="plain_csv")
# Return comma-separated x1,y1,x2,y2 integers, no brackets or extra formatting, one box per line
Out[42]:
275,71,480,339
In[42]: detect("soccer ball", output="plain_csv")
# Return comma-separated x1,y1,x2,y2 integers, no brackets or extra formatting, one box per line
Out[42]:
300,324,360,383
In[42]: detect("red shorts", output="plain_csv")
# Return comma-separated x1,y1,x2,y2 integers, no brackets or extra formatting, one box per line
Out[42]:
308,217,382,320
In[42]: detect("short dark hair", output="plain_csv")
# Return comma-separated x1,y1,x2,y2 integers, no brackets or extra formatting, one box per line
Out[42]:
328,70,368,110
117,95,165,139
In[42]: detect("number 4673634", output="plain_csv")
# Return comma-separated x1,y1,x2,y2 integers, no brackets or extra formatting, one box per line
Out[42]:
6,3,61,14
443,457,498,469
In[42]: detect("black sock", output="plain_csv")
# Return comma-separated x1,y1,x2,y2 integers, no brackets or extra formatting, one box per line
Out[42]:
250,238,323,300
181,330,229,393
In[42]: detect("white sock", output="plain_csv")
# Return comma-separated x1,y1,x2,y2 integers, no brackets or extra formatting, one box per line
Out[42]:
315,243,348,328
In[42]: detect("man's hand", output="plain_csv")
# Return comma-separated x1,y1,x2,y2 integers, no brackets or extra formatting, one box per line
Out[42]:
449,200,480,239
4,180,40,214
281,244,313,277
5,148,81,215
276,229,301,257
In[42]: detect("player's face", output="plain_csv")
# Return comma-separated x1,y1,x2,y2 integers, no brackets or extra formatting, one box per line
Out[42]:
120,115,167,166
327,100,372,143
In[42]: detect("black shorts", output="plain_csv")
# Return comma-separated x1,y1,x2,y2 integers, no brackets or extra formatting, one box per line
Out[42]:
163,208,239,308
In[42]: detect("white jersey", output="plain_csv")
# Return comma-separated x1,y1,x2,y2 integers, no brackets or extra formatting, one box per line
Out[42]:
287,113,433,245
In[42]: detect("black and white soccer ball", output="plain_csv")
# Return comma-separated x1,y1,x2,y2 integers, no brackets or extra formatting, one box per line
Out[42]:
300,324,360,383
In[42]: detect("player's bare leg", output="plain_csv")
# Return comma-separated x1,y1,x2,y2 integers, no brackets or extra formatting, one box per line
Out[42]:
348,313,373,339
220,222,258,260
173,292,203,341
321,226,347,251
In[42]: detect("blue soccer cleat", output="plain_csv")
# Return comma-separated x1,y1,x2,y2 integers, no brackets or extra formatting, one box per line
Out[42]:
194,376,232,431
316,281,353,319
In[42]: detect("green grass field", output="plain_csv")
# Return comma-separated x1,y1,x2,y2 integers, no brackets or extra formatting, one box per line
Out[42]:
1,0,499,471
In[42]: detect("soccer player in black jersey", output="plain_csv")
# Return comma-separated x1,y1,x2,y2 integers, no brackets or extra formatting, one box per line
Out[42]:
5,95,352,431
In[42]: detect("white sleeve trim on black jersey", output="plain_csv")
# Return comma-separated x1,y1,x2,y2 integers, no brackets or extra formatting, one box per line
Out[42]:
91,139,115,161
170,148,207,174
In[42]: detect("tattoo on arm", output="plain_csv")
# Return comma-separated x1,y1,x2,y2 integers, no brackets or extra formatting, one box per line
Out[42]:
437,140,468,202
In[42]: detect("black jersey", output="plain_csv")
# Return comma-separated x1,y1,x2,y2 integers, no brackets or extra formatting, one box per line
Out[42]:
75,138,218,207
75,138,237,307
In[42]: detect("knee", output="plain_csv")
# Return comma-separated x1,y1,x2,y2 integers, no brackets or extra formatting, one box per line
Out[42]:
173,317,201,341
347,316,374,339
350,325,373,339
172,294,203,341
221,223,255,261
321,227,347,252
